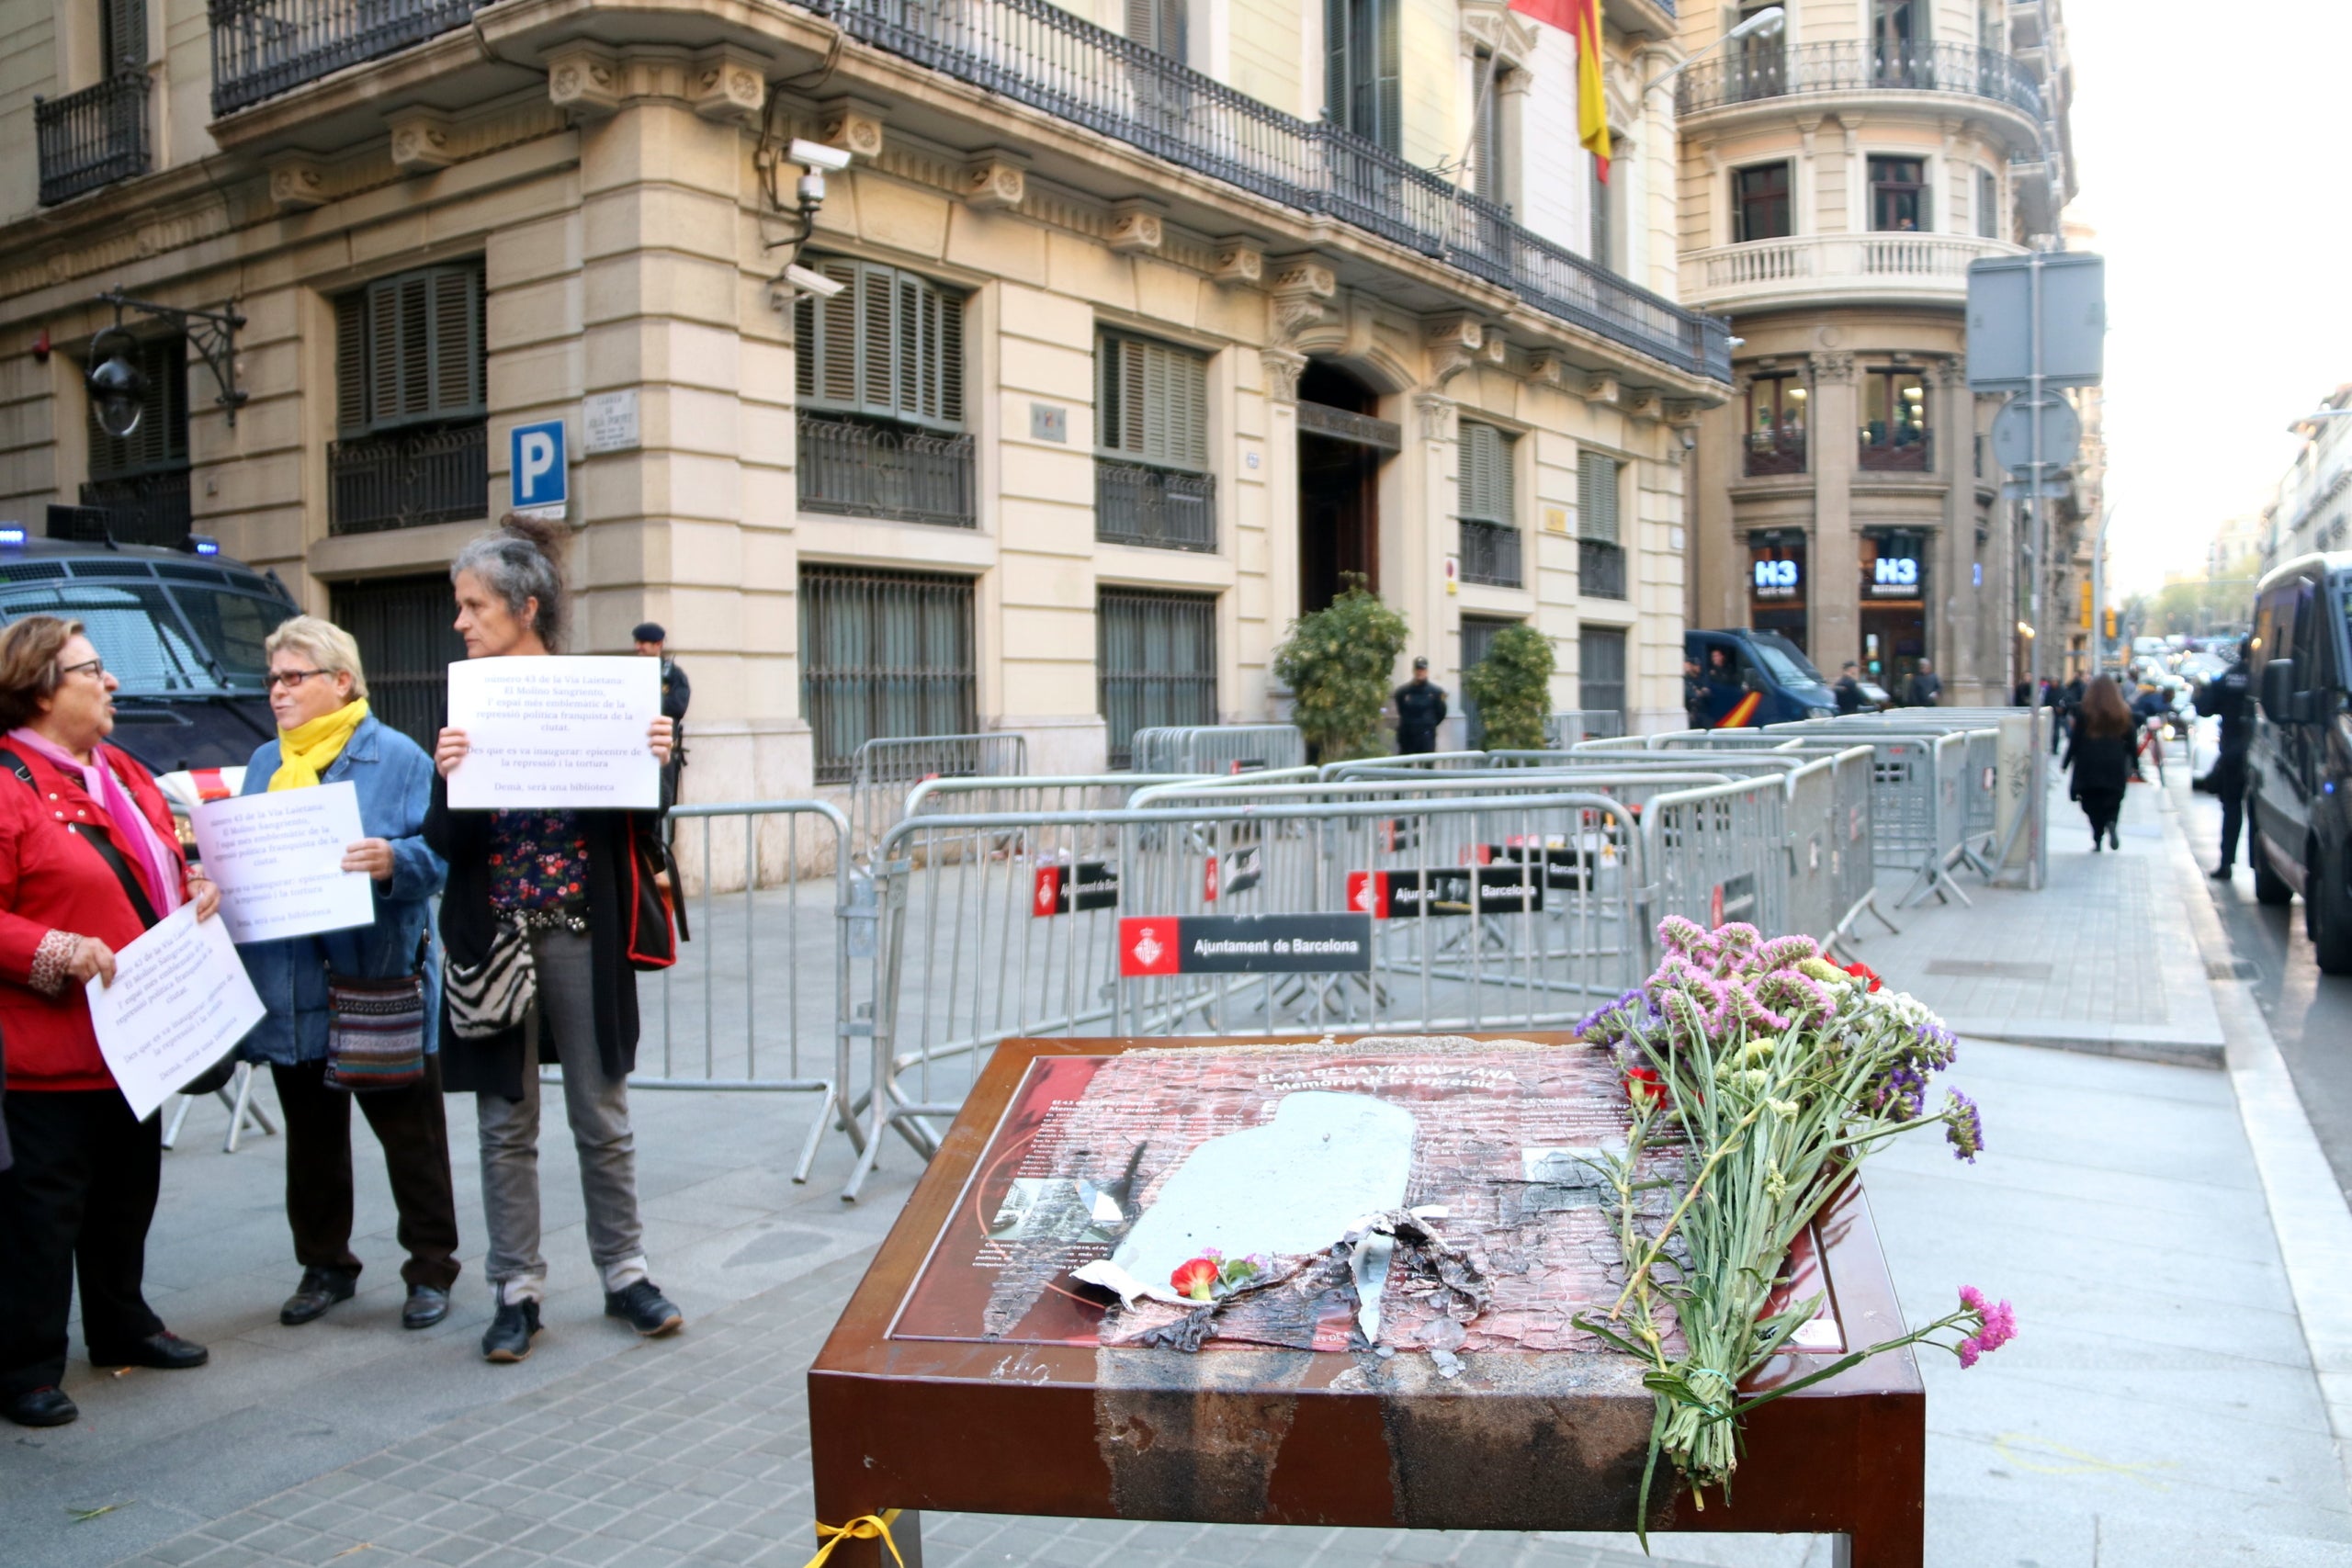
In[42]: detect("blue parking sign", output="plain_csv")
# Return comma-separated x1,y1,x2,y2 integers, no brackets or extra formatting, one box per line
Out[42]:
510,420,568,512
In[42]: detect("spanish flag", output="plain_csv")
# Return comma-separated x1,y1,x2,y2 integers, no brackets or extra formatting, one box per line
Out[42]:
1510,0,1612,181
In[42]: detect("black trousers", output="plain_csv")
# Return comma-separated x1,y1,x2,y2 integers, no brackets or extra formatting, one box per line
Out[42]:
2213,754,2248,870
270,1055,460,1292
2078,788,2124,841
0,1089,164,1398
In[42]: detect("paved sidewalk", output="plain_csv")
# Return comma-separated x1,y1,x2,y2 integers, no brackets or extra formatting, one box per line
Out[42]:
9,764,2352,1568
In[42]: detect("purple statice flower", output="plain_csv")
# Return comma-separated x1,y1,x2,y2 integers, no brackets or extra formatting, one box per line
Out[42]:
1943,1089,1985,1162
1753,969,1838,1027
1713,922,1763,962
1657,916,1711,960
1955,1285,2016,1368
1866,1062,1928,1121
1754,934,1822,972
1577,988,1645,1041
1724,981,1792,1036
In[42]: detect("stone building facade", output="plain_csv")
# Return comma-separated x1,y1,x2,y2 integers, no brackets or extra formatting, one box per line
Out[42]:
1673,0,2079,705
0,0,1729,797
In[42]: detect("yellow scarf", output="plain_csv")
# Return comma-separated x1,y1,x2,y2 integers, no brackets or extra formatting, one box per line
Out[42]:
269,699,369,791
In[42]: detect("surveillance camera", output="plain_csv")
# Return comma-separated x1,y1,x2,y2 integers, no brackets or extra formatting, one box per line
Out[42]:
788,140,854,173
785,264,845,299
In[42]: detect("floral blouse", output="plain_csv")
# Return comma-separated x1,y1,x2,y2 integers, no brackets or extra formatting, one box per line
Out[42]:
488,809,591,930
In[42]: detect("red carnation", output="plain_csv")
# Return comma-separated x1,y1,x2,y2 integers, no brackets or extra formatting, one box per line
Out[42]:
1841,961,1883,993
1623,1065,1666,1111
1170,1258,1221,1302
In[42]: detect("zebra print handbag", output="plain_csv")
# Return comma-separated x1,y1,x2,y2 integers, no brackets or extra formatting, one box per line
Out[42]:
443,919,537,1040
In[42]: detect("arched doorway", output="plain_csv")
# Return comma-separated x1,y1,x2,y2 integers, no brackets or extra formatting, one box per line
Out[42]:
1295,360,1396,615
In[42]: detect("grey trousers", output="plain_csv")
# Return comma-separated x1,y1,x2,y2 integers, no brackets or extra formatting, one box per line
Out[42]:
475,928,649,1303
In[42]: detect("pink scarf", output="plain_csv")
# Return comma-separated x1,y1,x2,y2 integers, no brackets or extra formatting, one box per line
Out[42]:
7,728,184,918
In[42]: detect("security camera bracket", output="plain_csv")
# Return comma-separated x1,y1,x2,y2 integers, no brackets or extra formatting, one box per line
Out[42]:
93,287,248,427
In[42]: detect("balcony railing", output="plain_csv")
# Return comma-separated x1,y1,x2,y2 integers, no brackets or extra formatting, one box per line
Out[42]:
328,423,489,535
1683,232,2024,313
1579,539,1627,601
79,469,192,547
1859,428,1933,473
36,73,151,206
798,412,978,528
1744,428,1807,477
209,0,483,117
1459,519,1522,587
1096,460,1216,551
1676,41,2044,122
810,0,1729,382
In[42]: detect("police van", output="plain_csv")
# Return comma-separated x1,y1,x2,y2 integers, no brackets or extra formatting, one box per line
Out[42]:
2245,551,2352,971
0,509,298,779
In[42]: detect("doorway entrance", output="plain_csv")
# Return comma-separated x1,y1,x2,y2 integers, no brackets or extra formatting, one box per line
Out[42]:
1295,361,1395,615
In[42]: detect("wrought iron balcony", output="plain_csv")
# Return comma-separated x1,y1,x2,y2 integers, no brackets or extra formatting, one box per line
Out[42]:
809,0,1729,383
1676,41,2044,122
79,469,191,547
1859,426,1933,473
1458,519,1522,588
328,423,489,535
1744,428,1807,478
209,0,483,117
798,412,978,528
1579,538,1627,601
36,73,151,206
1096,460,1216,551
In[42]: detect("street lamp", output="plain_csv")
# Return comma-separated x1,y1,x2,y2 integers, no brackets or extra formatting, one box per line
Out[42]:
85,328,149,439
1645,6,1786,99
82,288,247,429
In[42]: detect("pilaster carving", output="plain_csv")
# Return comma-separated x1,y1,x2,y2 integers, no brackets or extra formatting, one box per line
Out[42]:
266,155,328,211
1261,349,1307,405
548,43,624,117
1423,312,1503,389
1810,351,1855,385
1623,387,1663,423
1930,355,1967,388
388,110,457,173
817,96,888,161
1525,352,1567,388
690,46,769,127
1106,198,1165,254
1210,236,1265,288
1582,372,1623,408
1665,398,1707,429
1266,257,1337,347
1414,393,1458,444
959,148,1029,210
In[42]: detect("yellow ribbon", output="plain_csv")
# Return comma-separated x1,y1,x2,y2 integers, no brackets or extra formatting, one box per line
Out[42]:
802,1510,904,1568
269,699,369,792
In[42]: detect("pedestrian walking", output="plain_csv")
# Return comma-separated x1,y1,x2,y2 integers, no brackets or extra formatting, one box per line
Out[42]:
1393,657,1447,755
1833,660,1865,715
429,517,684,1364
2064,675,2134,852
633,622,689,809
0,615,220,1427
2196,637,2256,879
1903,658,1942,707
235,615,460,1333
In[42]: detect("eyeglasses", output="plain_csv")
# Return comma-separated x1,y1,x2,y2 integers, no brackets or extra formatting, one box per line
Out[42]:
57,658,105,682
266,669,330,691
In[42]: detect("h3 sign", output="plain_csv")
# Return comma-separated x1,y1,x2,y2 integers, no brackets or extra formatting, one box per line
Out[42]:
509,419,568,518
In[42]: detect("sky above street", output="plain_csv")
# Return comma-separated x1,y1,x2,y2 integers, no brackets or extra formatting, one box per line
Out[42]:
2064,0,2352,595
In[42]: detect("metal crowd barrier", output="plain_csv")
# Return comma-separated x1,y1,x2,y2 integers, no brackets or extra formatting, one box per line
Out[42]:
1129,723,1306,775
848,732,1028,862
631,800,857,1184
1545,709,1627,745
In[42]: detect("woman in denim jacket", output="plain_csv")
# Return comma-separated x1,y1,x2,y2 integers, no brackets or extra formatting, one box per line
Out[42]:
235,615,458,1333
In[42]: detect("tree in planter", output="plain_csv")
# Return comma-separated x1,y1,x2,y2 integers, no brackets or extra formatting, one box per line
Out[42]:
1272,577,1411,762
1462,623,1555,751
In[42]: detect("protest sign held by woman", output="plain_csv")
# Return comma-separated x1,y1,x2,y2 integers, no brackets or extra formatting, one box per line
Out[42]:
235,615,459,1333
429,515,681,1363
0,615,220,1427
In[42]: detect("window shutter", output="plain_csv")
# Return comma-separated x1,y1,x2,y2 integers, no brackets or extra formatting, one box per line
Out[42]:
1129,0,1183,55
859,264,896,418
427,266,481,418
1171,346,1205,469
1324,0,1349,124
104,0,145,70
1118,339,1147,454
797,257,960,428
1374,0,1401,152
1459,423,1513,525
335,292,368,433
1577,452,1620,544
934,288,964,425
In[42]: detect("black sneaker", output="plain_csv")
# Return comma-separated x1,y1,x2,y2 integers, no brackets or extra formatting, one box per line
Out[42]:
604,1280,683,1337
481,1299,541,1363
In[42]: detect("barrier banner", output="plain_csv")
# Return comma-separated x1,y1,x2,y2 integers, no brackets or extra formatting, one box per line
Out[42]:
1471,838,1598,891
1033,861,1119,917
1347,865,1544,919
1118,914,1373,976
1203,844,1262,902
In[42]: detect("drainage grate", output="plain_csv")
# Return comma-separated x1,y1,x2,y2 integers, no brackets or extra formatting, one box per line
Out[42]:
2207,957,2261,981
1925,959,2056,981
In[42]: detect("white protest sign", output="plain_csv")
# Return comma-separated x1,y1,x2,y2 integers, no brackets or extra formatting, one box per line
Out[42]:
88,905,267,1122
192,780,375,945
446,656,660,810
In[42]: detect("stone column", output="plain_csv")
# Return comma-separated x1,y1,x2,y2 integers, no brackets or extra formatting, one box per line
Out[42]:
1260,348,1305,719
1809,350,1860,672
1933,357,1978,698
1412,389,1458,705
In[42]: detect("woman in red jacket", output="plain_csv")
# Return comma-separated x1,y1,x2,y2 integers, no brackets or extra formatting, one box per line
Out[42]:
0,615,221,1427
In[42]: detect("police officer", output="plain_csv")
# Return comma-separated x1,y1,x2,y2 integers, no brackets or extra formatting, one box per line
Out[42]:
1393,657,1447,756
633,623,690,807
1834,660,1865,715
1684,657,1711,729
2195,638,2255,879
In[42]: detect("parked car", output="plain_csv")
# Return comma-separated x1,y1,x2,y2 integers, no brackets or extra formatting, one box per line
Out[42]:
0,519,296,775
1685,628,1839,727
2245,552,2352,971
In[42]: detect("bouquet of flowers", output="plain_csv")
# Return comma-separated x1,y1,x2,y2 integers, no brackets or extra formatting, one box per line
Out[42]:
1574,918,2015,1532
